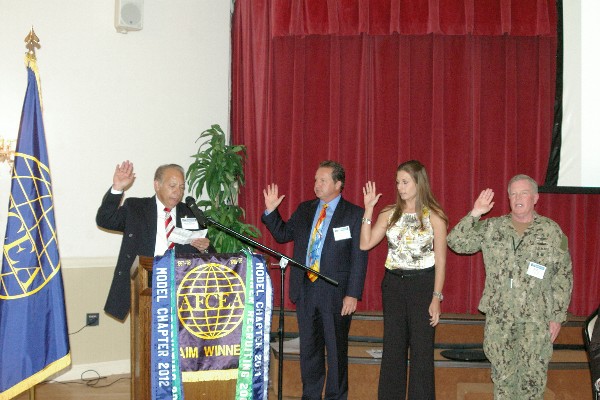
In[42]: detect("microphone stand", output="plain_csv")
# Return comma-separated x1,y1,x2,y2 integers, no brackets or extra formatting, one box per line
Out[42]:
274,257,288,400
185,198,338,400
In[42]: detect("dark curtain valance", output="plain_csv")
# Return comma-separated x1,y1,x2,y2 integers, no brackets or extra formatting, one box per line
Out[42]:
272,0,556,37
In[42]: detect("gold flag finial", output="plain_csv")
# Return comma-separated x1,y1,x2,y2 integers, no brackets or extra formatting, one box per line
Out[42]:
24,27,40,65
23,26,43,107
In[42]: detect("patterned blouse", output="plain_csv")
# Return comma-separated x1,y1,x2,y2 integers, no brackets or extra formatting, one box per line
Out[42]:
385,207,435,271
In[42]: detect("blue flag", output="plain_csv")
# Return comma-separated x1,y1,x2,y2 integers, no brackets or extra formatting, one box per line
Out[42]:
0,63,71,399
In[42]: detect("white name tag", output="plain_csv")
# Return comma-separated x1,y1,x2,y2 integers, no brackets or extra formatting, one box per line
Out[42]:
181,217,199,230
333,226,351,241
527,261,546,279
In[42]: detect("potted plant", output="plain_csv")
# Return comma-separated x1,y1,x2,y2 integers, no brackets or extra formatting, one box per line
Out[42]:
186,124,260,253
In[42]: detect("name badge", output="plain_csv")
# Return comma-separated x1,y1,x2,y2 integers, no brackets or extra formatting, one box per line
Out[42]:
333,226,351,241
181,217,199,230
526,261,546,279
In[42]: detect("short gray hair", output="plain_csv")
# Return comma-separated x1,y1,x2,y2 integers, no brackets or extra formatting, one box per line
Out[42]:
154,164,184,182
507,174,538,194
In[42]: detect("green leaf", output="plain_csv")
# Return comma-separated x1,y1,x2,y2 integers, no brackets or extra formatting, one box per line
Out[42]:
186,123,260,253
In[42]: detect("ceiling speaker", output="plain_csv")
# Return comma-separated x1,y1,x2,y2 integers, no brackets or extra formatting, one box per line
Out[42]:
115,0,144,33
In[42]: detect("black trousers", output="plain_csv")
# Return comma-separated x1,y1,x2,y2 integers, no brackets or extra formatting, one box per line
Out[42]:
296,285,352,400
378,268,436,400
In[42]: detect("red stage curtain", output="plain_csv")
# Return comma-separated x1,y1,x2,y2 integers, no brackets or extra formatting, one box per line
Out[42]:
231,0,599,316
271,0,555,36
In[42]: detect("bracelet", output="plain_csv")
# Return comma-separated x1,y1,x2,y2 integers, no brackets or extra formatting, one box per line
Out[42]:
362,218,372,224
433,291,444,301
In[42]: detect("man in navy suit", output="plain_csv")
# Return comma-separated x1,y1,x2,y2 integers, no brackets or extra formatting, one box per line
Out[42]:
262,160,368,400
96,160,212,321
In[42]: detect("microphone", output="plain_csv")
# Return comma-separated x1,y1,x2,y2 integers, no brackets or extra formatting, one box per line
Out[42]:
185,196,208,226
188,200,338,287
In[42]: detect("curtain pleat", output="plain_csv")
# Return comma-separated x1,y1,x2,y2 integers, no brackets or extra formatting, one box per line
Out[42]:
232,0,597,316
271,0,555,36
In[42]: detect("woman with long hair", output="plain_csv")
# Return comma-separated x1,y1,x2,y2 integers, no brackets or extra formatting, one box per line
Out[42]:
360,160,448,399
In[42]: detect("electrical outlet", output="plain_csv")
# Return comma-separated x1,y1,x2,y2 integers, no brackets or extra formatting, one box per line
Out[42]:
86,313,99,327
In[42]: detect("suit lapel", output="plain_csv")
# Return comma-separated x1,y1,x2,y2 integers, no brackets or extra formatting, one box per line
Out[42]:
323,197,344,247
175,203,191,228
145,196,158,242
306,199,319,231
329,197,345,227
300,200,317,252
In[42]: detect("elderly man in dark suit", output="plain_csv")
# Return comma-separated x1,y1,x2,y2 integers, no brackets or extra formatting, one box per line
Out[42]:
96,160,212,321
262,160,368,400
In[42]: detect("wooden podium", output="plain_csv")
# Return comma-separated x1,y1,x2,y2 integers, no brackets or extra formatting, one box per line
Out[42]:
130,256,237,399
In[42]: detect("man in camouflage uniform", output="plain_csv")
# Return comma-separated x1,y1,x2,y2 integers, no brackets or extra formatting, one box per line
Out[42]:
447,174,573,399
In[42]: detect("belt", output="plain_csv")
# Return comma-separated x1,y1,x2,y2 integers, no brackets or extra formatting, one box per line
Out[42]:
386,266,435,278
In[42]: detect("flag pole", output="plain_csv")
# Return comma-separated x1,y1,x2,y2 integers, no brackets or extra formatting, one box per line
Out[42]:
0,25,70,400
24,28,40,400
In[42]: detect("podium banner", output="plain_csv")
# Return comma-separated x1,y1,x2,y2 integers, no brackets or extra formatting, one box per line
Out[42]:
150,250,183,400
172,252,272,392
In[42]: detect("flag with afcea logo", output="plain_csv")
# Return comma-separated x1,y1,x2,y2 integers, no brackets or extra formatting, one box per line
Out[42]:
0,59,71,400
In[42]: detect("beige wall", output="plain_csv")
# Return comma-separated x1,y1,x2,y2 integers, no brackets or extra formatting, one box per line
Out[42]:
0,0,232,379
62,259,129,377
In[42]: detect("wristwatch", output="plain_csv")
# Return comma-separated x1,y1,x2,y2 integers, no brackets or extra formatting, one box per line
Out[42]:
433,291,444,301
